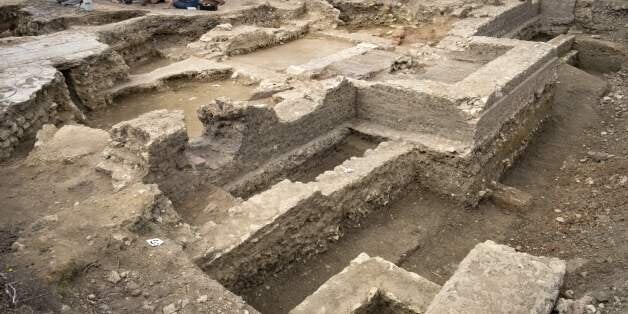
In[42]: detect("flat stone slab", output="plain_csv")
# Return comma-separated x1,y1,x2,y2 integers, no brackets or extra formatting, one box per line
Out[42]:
426,240,566,314
30,124,109,162
109,57,232,96
0,64,59,108
0,30,109,69
286,42,378,79
291,253,441,314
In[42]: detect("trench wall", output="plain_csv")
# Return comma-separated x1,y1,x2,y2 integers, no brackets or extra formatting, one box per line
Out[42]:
0,66,76,160
474,0,540,37
192,141,418,291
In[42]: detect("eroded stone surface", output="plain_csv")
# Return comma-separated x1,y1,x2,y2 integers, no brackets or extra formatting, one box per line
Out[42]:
291,253,441,314
426,240,566,314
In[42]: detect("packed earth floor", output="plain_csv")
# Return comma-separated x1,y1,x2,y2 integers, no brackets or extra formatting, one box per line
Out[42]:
0,0,627,314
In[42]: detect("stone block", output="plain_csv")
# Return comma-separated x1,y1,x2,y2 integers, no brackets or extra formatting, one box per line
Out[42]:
109,109,188,167
291,253,441,314
541,0,576,26
426,241,565,314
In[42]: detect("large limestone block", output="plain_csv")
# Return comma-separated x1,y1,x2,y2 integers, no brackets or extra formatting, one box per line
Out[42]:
426,240,565,314
291,253,441,314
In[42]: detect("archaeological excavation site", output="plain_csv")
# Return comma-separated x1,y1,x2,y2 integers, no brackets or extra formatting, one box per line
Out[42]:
1,0,627,313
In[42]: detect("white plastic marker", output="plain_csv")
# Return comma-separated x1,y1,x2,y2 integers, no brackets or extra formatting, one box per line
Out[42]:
146,238,164,247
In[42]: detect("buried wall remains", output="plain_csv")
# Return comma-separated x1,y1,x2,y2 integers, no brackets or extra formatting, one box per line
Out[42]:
0,0,607,312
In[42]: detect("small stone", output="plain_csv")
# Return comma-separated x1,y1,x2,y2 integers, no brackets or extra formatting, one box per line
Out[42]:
130,289,142,297
585,304,596,314
592,290,611,302
87,294,96,300
197,295,208,303
556,217,566,223
106,270,122,284
10,241,25,251
142,304,156,311
98,304,111,312
163,303,178,314
60,304,71,312
587,151,614,162
215,23,233,31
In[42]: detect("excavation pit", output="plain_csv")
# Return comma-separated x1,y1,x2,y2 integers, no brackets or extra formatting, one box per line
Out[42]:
128,56,175,75
89,79,258,137
238,131,383,200
1,0,625,313
340,16,458,47
227,36,355,72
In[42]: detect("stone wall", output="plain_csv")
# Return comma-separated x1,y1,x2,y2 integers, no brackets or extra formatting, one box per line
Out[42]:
474,0,540,37
197,78,357,171
190,141,417,291
98,110,190,194
0,65,78,160
355,80,473,143
291,253,441,314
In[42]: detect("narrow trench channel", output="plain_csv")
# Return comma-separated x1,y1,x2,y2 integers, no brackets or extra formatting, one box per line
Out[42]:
235,131,383,201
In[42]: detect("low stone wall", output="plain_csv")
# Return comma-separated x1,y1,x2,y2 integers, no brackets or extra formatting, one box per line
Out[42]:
188,22,309,58
355,80,472,142
353,37,558,205
574,0,628,36
63,48,129,110
189,141,417,291
0,65,77,160
474,0,540,37
291,253,441,314
98,110,190,193
196,77,357,172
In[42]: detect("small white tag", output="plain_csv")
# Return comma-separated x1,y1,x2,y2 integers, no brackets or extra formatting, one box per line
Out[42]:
146,238,164,247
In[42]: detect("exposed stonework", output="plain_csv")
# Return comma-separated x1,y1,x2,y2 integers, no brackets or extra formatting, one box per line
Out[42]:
426,241,566,314
0,65,78,160
291,253,441,314
1,0,603,312
190,141,417,291
98,110,189,192
188,22,309,58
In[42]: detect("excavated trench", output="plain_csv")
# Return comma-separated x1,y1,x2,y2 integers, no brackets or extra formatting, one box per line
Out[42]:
241,131,383,199
2,1,626,313
227,35,355,72
88,79,257,137
341,15,458,47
